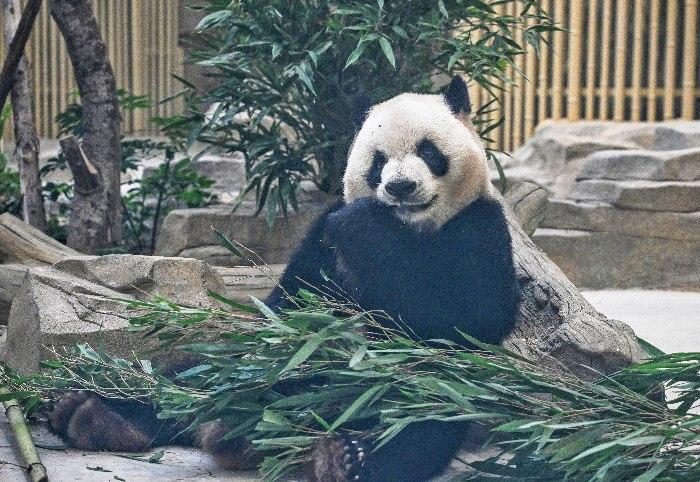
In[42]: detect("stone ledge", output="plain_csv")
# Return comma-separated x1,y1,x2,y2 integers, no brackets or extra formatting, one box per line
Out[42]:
576,148,700,182
533,228,699,289
571,180,700,212
542,199,700,241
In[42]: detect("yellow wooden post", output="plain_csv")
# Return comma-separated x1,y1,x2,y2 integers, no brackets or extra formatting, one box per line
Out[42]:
524,14,537,138
681,0,698,119
613,0,629,121
567,0,583,120
551,0,565,119
630,0,645,121
584,0,598,119
598,0,613,119
646,0,661,121
663,0,679,119
538,0,551,125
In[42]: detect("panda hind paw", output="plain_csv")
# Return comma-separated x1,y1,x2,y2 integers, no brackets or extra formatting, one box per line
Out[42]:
312,434,369,482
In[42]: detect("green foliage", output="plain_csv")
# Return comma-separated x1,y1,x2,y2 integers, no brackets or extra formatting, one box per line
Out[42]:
122,147,215,254
3,289,698,481
186,0,556,217
42,91,216,253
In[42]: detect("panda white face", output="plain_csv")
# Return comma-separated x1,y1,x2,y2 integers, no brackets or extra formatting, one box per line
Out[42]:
343,78,493,231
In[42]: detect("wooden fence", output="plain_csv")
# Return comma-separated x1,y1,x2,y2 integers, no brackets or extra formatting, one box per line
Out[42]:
1,1,698,148
0,0,184,138
469,0,700,152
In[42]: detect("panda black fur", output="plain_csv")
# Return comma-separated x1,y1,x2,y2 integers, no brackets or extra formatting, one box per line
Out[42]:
48,76,519,482
267,75,519,481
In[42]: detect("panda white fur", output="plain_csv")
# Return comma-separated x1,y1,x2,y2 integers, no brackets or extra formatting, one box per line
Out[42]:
265,75,520,482
49,76,519,482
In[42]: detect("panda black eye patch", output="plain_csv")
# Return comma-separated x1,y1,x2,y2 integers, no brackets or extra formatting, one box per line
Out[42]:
366,150,387,189
416,138,449,176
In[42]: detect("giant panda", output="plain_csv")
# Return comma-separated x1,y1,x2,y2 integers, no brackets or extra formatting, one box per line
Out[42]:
49,75,519,482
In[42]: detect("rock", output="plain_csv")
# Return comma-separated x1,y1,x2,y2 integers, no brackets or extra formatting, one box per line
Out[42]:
571,180,700,212
576,148,700,182
155,191,341,266
542,199,700,241
215,265,283,303
532,228,699,289
1,266,147,374
0,264,29,324
53,254,227,309
2,255,228,373
510,120,700,196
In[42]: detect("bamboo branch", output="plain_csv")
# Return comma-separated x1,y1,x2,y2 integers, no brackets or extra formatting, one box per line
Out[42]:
0,0,43,111
0,388,48,482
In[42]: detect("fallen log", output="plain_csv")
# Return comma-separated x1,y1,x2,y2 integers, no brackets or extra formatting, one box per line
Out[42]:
0,212,79,265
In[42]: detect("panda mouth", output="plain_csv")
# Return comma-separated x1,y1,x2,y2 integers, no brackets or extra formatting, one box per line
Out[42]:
394,195,437,213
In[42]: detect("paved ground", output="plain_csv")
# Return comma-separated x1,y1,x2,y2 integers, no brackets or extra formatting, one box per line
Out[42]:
582,290,700,353
0,290,697,481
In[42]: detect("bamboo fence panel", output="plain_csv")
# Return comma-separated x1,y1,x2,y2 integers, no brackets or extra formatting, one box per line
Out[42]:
0,0,184,137
0,0,697,149
485,0,699,151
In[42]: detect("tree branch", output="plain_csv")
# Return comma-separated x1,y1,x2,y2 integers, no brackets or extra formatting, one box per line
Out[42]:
0,0,42,111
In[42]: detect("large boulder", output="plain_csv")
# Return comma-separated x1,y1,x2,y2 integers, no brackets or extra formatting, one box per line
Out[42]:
1,255,227,374
155,189,340,266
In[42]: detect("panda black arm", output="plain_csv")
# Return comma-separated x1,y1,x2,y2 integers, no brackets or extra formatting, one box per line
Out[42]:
265,201,345,310
435,197,519,344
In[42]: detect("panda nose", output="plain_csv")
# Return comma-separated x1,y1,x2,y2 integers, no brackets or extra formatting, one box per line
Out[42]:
385,179,417,198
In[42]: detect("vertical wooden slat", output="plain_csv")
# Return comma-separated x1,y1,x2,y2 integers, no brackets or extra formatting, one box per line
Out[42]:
130,0,145,132
538,0,551,125
613,0,629,120
598,0,613,119
681,0,698,119
524,13,537,138
502,3,514,152
629,0,645,120
512,9,525,148
663,0,679,119
584,0,598,119
551,0,565,119
647,0,661,121
567,0,583,120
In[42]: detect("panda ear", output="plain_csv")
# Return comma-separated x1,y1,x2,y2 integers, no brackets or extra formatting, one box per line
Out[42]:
352,93,373,129
443,75,472,115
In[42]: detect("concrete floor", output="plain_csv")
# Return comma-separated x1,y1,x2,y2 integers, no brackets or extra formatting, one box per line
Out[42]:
582,290,700,353
0,290,698,481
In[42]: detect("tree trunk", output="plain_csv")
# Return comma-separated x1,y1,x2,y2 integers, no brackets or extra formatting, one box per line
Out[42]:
1,0,46,232
49,0,121,253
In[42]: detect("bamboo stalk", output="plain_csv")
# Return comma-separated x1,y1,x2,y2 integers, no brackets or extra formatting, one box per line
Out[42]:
512,8,525,148
681,0,698,119
646,0,661,120
567,0,583,120
629,0,645,121
598,0,612,118
524,13,536,138
1,388,48,482
584,0,598,119
613,0,629,120
663,0,679,119
538,0,551,124
551,0,565,119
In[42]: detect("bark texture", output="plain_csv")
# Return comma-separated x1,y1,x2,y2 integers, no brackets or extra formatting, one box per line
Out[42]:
1,0,46,232
499,196,648,378
0,212,78,265
50,0,121,253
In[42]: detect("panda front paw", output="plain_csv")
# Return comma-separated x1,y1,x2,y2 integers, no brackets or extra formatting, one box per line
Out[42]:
312,434,369,482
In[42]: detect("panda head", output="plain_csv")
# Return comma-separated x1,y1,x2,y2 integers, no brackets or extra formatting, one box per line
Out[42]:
343,76,493,231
